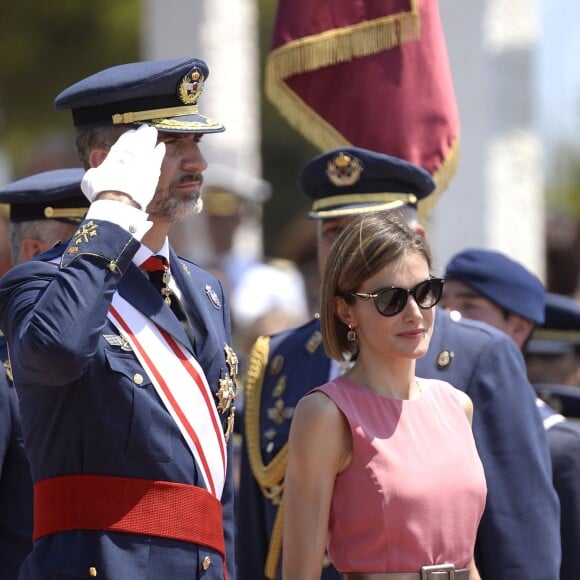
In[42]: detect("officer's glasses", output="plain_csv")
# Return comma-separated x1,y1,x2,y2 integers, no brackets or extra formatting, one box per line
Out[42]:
348,277,444,317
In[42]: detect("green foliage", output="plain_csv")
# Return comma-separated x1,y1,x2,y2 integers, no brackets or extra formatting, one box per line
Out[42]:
257,0,318,256
0,0,140,175
547,139,580,218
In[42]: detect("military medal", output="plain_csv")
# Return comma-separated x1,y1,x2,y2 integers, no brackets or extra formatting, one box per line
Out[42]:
217,375,236,413
225,344,239,378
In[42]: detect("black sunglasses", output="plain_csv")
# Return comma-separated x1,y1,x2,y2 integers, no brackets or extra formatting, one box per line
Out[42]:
348,277,445,317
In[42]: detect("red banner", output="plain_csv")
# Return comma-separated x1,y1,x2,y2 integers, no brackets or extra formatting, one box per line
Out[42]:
265,0,459,216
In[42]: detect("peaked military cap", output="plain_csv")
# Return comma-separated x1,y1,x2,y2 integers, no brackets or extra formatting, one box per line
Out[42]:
526,292,580,354
55,57,225,134
445,248,546,324
298,147,435,219
0,168,89,223
535,383,580,419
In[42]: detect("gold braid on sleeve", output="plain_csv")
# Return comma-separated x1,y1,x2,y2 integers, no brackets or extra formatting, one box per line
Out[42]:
244,335,289,579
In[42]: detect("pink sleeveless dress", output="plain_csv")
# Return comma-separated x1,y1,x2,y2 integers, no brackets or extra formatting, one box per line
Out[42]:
312,376,486,574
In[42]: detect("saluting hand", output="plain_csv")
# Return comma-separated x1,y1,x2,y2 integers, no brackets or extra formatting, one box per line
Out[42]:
81,124,166,210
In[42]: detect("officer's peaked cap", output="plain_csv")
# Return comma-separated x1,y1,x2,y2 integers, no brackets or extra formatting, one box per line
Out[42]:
0,168,88,224
55,57,224,135
526,292,580,354
299,147,435,219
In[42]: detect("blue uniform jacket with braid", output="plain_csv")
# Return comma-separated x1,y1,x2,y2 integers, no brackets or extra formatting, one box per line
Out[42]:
0,219,237,580
238,308,560,580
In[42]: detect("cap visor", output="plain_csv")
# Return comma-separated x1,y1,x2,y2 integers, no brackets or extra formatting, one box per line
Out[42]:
308,200,407,219
148,113,225,134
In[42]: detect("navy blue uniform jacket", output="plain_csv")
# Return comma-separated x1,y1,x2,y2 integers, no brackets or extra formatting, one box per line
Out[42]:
538,400,580,580
238,308,560,580
0,336,33,578
0,220,236,579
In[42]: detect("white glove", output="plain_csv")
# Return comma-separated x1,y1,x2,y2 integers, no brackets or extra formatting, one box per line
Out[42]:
81,125,166,210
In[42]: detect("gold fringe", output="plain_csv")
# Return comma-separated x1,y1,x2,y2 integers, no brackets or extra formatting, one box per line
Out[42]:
418,135,461,223
267,1,420,79
265,1,420,154
243,335,289,578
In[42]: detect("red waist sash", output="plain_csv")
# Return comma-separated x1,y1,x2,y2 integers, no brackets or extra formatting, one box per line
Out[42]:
33,474,225,558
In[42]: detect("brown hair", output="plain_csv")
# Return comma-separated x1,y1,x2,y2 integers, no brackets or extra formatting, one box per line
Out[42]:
74,125,129,169
320,211,432,360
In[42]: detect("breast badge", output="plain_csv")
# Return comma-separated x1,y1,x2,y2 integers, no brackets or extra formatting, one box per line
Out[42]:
305,330,322,353
205,285,221,309
269,354,284,375
267,399,294,425
436,349,454,369
103,334,133,352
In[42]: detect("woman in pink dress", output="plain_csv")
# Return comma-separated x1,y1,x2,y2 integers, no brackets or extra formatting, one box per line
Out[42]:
283,212,487,580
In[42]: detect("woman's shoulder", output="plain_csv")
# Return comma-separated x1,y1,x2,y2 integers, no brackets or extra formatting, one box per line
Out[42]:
298,383,343,418
419,377,474,421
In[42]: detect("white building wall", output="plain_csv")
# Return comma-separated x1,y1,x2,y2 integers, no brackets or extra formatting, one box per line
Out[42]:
429,0,545,280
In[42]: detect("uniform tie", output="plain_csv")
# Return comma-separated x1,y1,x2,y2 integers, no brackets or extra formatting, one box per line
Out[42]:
141,255,195,349
141,256,173,305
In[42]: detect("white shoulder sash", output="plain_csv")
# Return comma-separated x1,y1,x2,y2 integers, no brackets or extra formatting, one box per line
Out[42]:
108,293,226,498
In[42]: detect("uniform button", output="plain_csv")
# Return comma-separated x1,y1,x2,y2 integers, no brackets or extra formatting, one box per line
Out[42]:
129,225,137,234
108,261,118,272
89,566,98,577
266,442,274,453
202,556,212,570
133,373,144,385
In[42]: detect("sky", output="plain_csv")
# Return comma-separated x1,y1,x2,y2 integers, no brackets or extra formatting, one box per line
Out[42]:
537,0,580,172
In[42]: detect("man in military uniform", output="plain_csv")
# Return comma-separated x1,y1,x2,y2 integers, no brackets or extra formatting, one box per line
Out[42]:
525,292,580,392
441,248,580,580
0,168,89,579
0,58,237,579
238,147,560,580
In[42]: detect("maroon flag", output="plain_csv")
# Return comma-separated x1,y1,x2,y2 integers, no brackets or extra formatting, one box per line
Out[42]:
265,0,459,215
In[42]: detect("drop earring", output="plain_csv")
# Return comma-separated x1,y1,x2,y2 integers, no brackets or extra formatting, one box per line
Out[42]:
347,323,357,342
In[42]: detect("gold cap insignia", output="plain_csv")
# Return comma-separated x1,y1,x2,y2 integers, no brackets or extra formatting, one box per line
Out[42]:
326,152,363,187
436,349,454,369
178,67,205,105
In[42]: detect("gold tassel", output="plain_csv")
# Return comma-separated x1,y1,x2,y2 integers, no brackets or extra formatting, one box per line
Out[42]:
418,135,461,223
265,499,285,579
243,335,289,578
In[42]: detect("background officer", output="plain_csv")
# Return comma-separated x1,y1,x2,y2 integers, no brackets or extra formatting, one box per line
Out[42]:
0,58,237,579
525,292,580,394
237,146,560,580
0,167,89,579
441,247,580,580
